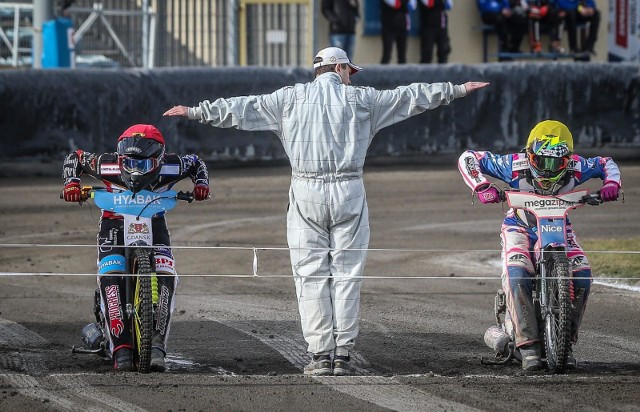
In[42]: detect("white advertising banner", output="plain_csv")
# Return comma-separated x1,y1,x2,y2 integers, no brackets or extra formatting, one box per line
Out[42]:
608,0,640,61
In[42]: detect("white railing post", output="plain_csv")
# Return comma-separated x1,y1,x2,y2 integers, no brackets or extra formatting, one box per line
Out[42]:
141,0,149,68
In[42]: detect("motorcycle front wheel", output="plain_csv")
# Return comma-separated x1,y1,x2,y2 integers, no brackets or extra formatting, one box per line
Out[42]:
541,251,572,373
132,248,154,373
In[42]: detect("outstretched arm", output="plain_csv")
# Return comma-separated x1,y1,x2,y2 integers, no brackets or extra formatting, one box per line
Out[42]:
164,90,286,134
370,81,489,135
163,106,189,117
462,82,490,95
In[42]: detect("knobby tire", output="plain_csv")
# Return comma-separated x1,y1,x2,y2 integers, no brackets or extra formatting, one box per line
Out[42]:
543,252,572,373
133,248,154,373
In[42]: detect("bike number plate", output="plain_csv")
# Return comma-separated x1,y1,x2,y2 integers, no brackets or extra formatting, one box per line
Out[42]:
123,214,153,247
537,218,565,245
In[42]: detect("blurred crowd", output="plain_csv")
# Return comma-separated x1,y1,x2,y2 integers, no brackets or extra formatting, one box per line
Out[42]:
321,0,600,63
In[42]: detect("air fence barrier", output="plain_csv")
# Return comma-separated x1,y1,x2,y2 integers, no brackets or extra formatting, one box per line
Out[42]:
0,63,638,282
0,63,638,165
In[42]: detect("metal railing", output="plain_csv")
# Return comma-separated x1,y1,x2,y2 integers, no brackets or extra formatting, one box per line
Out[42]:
71,2,156,68
0,0,315,69
0,2,34,67
239,0,313,67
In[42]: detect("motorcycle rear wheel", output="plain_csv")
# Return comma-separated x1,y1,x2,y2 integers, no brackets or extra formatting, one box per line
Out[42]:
132,248,154,373
542,252,572,373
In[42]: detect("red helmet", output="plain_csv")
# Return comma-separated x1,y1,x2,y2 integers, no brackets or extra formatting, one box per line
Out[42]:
116,124,165,193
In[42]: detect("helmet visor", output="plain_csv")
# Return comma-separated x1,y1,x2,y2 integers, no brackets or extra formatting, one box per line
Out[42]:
119,156,159,174
528,153,569,173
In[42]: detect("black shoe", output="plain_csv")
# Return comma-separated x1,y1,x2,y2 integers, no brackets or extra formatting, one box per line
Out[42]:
333,355,354,376
150,348,166,372
113,348,135,372
303,354,332,376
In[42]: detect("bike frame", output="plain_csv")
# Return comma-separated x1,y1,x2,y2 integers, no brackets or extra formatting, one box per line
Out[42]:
505,189,589,371
504,189,588,271
482,188,607,372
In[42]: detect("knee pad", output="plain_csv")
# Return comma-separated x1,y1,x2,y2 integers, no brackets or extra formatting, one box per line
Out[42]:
503,266,535,299
98,255,126,274
505,250,534,273
572,269,591,291
570,254,590,272
154,248,176,276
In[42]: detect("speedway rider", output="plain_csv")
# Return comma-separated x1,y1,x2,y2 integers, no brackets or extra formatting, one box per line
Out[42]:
458,120,621,371
62,124,210,372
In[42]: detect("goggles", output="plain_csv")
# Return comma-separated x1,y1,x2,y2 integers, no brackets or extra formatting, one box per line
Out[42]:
528,153,569,173
119,156,159,174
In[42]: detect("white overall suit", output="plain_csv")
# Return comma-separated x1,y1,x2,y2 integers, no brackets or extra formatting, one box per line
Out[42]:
188,72,467,355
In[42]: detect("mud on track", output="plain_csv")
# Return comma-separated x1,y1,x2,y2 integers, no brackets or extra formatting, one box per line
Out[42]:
1,163,639,411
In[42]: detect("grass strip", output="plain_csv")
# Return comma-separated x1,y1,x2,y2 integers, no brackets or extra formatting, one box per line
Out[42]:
581,238,640,283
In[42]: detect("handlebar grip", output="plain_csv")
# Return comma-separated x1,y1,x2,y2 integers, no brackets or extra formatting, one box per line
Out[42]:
177,191,194,203
581,192,602,206
60,186,94,203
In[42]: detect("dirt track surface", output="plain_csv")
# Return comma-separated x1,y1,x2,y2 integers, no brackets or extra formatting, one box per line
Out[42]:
1,163,639,411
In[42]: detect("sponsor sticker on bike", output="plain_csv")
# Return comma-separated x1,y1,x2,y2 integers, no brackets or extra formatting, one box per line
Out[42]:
125,221,152,245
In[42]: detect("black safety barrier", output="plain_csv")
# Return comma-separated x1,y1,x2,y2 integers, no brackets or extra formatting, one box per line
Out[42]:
0,63,638,165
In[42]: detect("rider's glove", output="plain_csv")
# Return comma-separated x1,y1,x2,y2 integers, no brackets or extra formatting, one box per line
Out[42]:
193,184,210,201
63,182,82,202
476,186,501,204
600,181,620,202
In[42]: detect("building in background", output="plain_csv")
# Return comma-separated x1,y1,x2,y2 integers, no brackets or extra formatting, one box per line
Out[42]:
0,0,615,69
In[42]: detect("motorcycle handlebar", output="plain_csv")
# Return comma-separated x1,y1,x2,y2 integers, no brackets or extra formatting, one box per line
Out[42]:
176,191,194,203
61,187,195,203
494,186,603,206
581,192,603,206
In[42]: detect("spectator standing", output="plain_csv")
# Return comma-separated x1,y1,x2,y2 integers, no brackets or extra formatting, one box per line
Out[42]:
557,0,600,56
163,47,489,376
322,0,360,60
57,0,75,16
477,0,528,57
380,0,417,64
418,0,452,64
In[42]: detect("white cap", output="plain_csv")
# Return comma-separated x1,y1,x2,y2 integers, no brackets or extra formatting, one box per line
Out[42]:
313,47,362,75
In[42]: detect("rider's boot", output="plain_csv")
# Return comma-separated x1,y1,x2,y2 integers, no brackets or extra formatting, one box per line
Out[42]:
150,275,176,372
567,286,587,371
571,287,588,337
565,346,577,370
150,348,166,372
519,342,542,371
150,333,167,372
113,347,135,372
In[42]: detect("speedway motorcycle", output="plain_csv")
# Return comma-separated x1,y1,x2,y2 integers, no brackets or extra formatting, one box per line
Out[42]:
69,187,192,373
482,188,603,373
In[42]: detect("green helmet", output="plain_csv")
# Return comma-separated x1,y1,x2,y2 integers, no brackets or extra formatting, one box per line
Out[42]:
525,120,573,194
